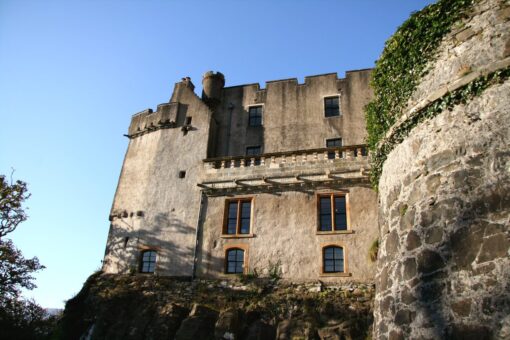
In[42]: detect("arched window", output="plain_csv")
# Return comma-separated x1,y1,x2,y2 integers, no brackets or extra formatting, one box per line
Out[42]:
140,250,157,273
323,246,344,273
226,248,244,274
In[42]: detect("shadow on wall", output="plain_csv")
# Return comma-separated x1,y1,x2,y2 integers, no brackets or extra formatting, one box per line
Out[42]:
104,212,198,275
411,184,509,339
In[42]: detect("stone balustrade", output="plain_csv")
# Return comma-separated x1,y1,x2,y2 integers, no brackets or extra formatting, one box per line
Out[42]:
203,145,369,171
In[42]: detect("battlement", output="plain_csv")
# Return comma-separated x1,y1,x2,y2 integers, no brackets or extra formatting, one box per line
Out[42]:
127,102,181,138
223,69,371,92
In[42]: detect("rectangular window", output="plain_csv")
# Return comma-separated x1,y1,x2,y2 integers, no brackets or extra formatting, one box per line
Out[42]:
246,146,261,156
324,96,340,117
326,138,342,159
318,193,348,231
224,198,252,235
246,146,261,166
248,106,263,126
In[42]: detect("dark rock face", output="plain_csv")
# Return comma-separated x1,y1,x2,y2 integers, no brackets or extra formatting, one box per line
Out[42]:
175,304,219,340
244,320,276,340
58,275,375,340
215,308,244,339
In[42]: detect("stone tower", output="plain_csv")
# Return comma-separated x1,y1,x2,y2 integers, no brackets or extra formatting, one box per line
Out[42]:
373,0,510,338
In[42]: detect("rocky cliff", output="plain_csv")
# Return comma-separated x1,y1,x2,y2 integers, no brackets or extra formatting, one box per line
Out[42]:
57,273,374,340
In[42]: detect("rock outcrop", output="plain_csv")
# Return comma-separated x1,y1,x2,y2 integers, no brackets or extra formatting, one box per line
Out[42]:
58,273,374,340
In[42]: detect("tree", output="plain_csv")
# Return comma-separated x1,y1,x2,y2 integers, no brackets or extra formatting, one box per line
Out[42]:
0,239,44,300
0,173,53,339
0,174,31,239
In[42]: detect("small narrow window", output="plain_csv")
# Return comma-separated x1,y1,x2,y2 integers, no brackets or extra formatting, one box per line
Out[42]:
140,250,157,273
246,146,261,166
185,116,192,125
324,96,340,117
224,198,252,235
326,138,342,159
178,170,186,178
226,248,245,274
246,146,261,156
318,193,348,231
248,106,263,127
323,246,344,273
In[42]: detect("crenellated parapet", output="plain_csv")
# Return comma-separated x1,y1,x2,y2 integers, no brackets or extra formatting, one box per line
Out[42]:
126,102,182,138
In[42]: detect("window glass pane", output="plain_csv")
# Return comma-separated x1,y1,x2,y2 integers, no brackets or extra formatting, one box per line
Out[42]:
334,247,343,259
249,106,263,126
320,197,331,213
236,250,244,261
319,197,332,230
227,223,236,234
334,259,344,272
325,97,340,117
241,202,251,217
325,263,334,273
227,263,236,273
334,196,347,230
246,147,261,156
324,248,334,259
228,202,237,218
326,138,342,147
240,219,250,234
235,262,243,273
320,216,331,231
228,250,237,261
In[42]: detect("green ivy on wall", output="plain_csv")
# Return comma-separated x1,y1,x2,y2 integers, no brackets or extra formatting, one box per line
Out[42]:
370,67,510,187
364,0,476,187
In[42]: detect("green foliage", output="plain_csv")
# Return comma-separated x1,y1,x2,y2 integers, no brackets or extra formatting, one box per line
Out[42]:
268,260,282,281
0,298,59,340
0,239,45,300
0,173,55,339
0,174,31,238
399,204,408,217
368,239,379,263
364,0,476,186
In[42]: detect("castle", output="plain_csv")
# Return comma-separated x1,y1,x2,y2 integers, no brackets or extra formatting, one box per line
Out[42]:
79,0,509,338
102,69,379,283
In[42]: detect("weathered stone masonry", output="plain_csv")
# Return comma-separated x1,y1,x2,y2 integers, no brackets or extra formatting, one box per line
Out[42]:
374,0,510,338
103,68,379,284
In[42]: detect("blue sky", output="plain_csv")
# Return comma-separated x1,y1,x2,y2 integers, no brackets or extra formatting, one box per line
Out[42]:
0,0,433,308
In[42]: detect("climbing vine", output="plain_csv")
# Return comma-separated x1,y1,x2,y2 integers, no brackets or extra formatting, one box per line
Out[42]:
364,0,477,187
370,67,510,187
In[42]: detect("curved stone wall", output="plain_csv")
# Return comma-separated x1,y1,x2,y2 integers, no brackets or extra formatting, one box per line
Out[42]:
374,0,510,338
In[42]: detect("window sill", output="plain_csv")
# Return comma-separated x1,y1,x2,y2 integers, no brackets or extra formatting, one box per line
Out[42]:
221,234,255,239
320,272,351,277
316,230,354,235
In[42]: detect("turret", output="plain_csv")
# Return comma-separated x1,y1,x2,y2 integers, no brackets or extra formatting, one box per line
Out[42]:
201,71,225,109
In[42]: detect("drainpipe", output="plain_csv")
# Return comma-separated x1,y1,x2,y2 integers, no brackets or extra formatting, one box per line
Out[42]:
191,190,206,280
225,103,234,156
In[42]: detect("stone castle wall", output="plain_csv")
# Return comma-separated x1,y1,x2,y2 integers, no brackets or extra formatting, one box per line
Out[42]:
212,70,372,158
374,0,510,338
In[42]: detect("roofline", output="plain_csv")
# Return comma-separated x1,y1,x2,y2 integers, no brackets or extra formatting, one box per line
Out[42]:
222,68,373,89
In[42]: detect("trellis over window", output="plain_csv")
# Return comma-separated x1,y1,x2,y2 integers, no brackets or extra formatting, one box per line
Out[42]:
224,198,252,235
226,248,245,274
323,246,344,273
140,250,157,273
318,193,348,231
